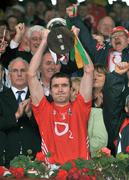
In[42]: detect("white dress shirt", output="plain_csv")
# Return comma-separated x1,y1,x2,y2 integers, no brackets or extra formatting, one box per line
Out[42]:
11,86,28,101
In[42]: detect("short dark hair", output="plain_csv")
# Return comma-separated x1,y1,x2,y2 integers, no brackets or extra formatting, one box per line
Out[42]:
50,72,72,89
94,64,108,75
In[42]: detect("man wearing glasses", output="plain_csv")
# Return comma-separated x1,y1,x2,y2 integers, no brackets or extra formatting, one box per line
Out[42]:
0,57,41,167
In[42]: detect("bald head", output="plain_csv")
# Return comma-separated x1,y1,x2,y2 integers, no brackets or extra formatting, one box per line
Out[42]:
97,16,115,38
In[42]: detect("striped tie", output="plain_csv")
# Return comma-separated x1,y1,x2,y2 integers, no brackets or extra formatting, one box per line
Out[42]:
16,91,25,104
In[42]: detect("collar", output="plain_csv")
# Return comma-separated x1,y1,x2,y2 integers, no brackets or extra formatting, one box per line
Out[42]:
40,81,50,96
11,86,28,95
40,81,49,88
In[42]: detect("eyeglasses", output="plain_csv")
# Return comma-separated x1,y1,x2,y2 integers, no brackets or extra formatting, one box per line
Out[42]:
10,69,27,73
111,32,127,39
31,37,42,42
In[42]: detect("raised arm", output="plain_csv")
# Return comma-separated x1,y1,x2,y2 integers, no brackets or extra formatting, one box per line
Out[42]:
71,26,94,102
27,29,49,106
10,23,25,48
79,50,94,102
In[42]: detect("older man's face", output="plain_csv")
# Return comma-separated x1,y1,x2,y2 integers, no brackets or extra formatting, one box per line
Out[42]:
29,31,42,54
97,17,115,37
9,60,28,89
111,31,129,52
40,53,61,81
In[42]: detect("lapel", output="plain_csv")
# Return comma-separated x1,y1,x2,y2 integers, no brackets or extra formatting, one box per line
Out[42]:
25,90,30,99
2,88,30,112
3,88,18,113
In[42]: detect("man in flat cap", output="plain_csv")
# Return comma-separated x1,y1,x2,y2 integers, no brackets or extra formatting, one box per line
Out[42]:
66,4,129,72
66,4,129,155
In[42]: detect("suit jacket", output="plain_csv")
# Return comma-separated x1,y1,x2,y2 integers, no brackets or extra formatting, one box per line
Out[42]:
103,71,127,155
0,88,41,167
69,16,129,66
0,131,6,165
0,46,78,75
0,47,32,69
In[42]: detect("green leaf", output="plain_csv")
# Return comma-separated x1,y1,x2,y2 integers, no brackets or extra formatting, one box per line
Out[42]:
61,162,72,171
46,152,51,157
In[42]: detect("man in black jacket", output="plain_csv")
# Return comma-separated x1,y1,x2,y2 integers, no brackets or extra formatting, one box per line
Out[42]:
103,62,129,155
66,4,129,72
0,57,41,167
0,63,8,166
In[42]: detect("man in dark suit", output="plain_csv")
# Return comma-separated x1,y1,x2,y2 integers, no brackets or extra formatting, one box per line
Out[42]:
0,63,8,166
0,62,6,92
0,57,41,167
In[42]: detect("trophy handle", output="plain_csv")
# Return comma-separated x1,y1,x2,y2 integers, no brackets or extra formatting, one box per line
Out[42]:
47,18,66,30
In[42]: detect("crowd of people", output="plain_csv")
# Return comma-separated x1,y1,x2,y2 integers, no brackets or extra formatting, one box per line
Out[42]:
0,0,129,168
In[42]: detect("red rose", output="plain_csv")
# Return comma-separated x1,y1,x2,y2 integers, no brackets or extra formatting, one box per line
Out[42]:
72,172,80,179
9,167,24,179
77,169,82,176
82,167,89,173
69,167,78,174
126,146,129,153
69,160,76,167
36,151,45,161
0,166,5,176
56,169,68,180
91,176,96,180
48,156,55,164
80,175,96,180
101,147,111,157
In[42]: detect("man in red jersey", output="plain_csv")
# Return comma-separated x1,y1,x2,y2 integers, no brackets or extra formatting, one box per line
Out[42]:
27,28,94,165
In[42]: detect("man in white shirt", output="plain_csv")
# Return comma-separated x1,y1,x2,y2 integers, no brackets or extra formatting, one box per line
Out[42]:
0,57,41,167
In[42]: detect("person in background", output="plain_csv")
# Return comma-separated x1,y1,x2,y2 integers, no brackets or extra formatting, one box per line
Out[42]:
6,15,18,39
93,64,108,108
24,1,45,27
0,57,41,167
66,3,129,72
11,4,25,22
0,21,10,87
96,16,115,42
119,5,129,30
39,49,61,101
24,1,36,26
0,20,10,56
18,26,30,52
0,62,8,166
116,95,129,154
70,77,81,102
71,76,108,158
0,63,7,92
103,62,129,155
1,23,45,69
44,8,60,25
36,0,47,22
11,23,45,56
108,1,123,26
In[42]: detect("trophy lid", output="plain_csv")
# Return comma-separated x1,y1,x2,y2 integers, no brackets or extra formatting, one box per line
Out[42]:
47,26,74,55
47,18,66,30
